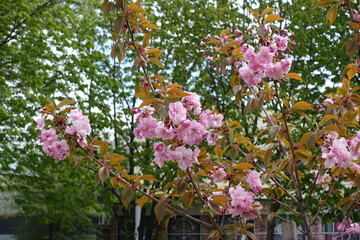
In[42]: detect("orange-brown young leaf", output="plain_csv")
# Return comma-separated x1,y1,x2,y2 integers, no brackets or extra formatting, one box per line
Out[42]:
56,99,76,109
264,14,284,23
261,8,276,17
327,4,337,25
154,200,166,223
138,195,148,208
142,23,159,30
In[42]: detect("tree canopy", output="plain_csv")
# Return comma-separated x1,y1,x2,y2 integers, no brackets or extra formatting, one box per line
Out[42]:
1,0,360,239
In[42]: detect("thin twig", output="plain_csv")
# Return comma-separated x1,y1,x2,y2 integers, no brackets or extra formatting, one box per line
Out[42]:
305,171,320,208
263,192,300,216
310,180,337,225
273,82,313,240
262,208,306,235
77,142,213,228
249,158,298,204
118,3,157,96
186,169,226,238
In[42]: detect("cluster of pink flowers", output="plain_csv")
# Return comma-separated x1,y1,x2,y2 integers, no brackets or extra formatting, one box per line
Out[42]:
38,128,69,160
227,185,262,219
133,93,224,170
321,131,360,169
224,170,263,219
37,108,91,160
210,166,227,183
247,170,263,194
337,217,360,234
200,28,294,87
65,109,91,147
239,44,292,86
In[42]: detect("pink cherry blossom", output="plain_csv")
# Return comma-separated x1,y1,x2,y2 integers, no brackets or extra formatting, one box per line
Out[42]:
206,56,213,61
352,163,360,172
78,137,87,148
234,29,242,35
69,109,83,121
51,140,70,160
206,132,220,146
235,37,243,44
265,62,285,79
36,118,45,129
314,170,331,187
134,116,157,139
199,110,212,129
349,131,360,158
155,122,175,140
154,150,172,168
42,139,69,160
172,146,199,170
239,63,262,86
242,201,262,219
211,167,226,183
274,36,289,51
247,170,263,194
337,216,352,232
73,115,91,138
153,142,166,152
280,58,292,74
182,93,202,115
323,98,334,106
169,102,187,124
176,120,207,146
38,128,57,144
209,113,223,128
355,13,360,22
244,45,256,62
346,223,360,234
228,185,262,219
321,136,353,168
256,46,275,65
65,125,77,135
135,106,155,122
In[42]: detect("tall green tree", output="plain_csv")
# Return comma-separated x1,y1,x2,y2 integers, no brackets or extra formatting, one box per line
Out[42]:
0,0,116,238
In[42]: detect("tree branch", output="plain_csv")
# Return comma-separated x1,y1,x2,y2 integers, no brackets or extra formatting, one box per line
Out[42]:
77,142,213,228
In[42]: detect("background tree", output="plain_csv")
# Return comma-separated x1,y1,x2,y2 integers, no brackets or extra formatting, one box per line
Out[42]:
0,0,116,238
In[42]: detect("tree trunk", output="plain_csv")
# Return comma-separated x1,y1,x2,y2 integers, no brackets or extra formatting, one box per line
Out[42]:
266,201,281,240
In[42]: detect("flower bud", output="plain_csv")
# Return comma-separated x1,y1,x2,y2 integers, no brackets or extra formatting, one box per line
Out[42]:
234,29,242,35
